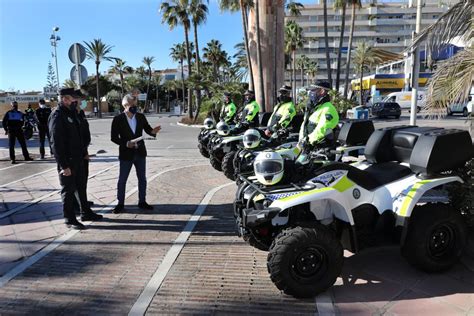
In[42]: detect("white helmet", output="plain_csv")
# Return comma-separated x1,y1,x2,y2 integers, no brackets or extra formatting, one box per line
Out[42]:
203,118,215,130
243,129,261,149
254,151,284,186
216,121,230,136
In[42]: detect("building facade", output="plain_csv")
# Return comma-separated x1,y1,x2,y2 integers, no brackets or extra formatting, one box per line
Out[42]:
286,0,455,91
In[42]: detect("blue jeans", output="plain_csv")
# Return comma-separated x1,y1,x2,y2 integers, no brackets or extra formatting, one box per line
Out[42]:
117,155,147,204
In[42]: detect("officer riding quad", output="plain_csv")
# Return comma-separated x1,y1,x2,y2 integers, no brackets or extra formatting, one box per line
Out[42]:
198,118,217,158
239,126,472,298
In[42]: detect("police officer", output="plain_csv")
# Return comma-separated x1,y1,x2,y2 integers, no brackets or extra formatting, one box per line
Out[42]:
299,80,339,149
48,88,102,230
220,92,237,124
35,99,52,159
265,85,296,137
240,90,260,127
2,101,33,164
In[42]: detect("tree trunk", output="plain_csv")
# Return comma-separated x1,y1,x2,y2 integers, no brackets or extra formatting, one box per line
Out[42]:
344,4,357,99
255,0,266,112
241,2,255,91
184,26,193,119
323,0,332,85
193,20,202,122
301,66,304,88
292,50,296,102
335,2,347,91
120,72,124,100
180,59,186,105
96,62,101,118
146,66,151,113
360,66,364,106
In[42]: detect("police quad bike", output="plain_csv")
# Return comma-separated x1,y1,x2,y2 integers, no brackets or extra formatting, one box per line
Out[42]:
198,118,219,158
238,125,473,298
234,120,375,249
23,115,37,140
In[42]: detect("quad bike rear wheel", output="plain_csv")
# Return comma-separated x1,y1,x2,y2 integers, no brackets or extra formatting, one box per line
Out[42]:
402,203,467,272
222,151,237,180
267,225,343,298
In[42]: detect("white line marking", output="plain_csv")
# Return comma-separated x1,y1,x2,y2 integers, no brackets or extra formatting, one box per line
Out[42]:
166,145,174,149
315,291,336,315
0,163,119,219
128,181,233,316
0,164,208,288
0,167,57,188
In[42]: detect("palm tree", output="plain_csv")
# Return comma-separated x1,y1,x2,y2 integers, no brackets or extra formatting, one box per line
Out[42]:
306,61,318,83
189,0,208,121
352,42,382,106
142,56,156,112
63,79,77,89
334,0,347,91
233,41,250,81
160,0,194,119
285,20,305,102
296,55,310,88
84,39,113,118
203,39,227,82
323,0,332,85
255,0,265,110
286,1,304,16
343,0,362,98
410,0,472,121
170,43,187,105
219,0,255,90
110,58,127,99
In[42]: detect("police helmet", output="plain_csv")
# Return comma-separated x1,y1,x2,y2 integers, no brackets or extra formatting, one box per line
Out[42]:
203,118,215,130
216,121,230,136
254,151,284,186
243,129,261,149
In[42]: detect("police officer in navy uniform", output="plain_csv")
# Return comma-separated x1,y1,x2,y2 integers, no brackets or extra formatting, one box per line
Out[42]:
35,99,52,159
48,88,102,230
2,101,33,164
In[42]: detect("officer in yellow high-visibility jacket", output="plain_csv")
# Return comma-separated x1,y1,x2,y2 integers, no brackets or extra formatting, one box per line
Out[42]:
299,80,339,149
220,92,237,124
265,85,296,137
240,90,260,127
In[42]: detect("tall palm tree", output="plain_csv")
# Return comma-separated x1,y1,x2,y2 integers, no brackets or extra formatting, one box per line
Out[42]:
110,58,127,99
306,60,318,83
286,1,304,16
203,39,227,82
219,0,255,90
352,42,382,106
343,0,362,98
255,0,265,110
170,43,187,105
84,39,113,118
142,56,156,112
233,41,250,81
189,0,208,121
323,0,332,85
296,55,310,87
334,0,347,91
160,0,194,119
285,20,305,102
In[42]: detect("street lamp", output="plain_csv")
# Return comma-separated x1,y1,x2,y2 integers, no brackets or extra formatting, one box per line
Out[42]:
50,27,61,93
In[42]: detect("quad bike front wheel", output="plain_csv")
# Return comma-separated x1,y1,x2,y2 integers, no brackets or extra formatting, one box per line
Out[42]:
222,151,237,181
267,225,343,298
209,154,223,171
198,143,210,158
402,203,467,272
23,128,33,140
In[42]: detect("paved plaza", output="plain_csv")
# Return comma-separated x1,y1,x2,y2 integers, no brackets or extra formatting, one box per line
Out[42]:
0,114,473,315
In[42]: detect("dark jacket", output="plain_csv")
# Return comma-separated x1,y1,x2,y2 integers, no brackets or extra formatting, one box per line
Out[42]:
111,112,156,161
2,110,25,133
48,104,85,169
36,107,52,126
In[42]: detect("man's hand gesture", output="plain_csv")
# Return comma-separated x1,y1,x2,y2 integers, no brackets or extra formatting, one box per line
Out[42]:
152,125,162,134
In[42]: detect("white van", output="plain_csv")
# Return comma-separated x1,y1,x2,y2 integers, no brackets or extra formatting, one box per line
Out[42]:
382,91,426,111
448,95,473,117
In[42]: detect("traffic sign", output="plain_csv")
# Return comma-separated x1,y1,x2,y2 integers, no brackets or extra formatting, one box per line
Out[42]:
68,43,86,64
70,65,88,85
138,93,147,101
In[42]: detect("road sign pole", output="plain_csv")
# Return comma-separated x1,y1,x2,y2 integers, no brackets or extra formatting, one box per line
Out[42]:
74,44,82,87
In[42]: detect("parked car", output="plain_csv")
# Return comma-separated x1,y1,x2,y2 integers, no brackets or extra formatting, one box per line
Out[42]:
448,95,473,117
372,102,401,119
382,91,426,111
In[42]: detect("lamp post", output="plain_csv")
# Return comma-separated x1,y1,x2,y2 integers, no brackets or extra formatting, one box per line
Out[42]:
50,27,61,93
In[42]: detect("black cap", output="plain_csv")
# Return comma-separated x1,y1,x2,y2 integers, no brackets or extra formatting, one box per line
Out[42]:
310,80,332,90
59,88,75,96
244,90,255,95
72,89,87,99
224,92,231,97
279,85,292,93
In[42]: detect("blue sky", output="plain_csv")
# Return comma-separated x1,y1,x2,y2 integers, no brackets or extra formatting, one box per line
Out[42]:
0,0,316,92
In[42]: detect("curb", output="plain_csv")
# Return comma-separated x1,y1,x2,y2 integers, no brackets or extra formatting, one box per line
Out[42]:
176,122,204,128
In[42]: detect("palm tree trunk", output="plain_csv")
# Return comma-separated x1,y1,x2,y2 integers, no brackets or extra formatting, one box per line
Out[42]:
146,67,151,113
120,72,124,100
359,66,364,106
180,60,185,105
301,66,304,88
255,0,265,112
193,20,202,121
323,0,332,85
292,51,296,102
241,2,255,91
344,3,356,98
184,26,193,119
95,62,101,118
336,2,347,91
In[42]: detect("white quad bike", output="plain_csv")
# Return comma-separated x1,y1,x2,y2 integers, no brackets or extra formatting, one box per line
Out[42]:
238,125,473,298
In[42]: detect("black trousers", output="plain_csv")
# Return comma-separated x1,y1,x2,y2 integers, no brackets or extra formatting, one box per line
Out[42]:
58,159,91,222
38,124,49,157
8,129,29,161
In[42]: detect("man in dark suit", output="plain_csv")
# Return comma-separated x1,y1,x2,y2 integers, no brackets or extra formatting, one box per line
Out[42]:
111,93,161,213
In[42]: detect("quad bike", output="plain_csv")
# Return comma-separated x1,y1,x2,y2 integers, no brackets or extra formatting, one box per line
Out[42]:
198,118,218,158
237,125,473,298
23,116,37,140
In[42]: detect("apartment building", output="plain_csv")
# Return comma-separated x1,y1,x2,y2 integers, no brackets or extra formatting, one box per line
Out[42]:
286,0,455,90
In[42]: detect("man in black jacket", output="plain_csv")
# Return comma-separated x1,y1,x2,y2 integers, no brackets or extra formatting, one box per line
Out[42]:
2,101,33,164
111,93,161,213
48,88,102,230
35,99,52,159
